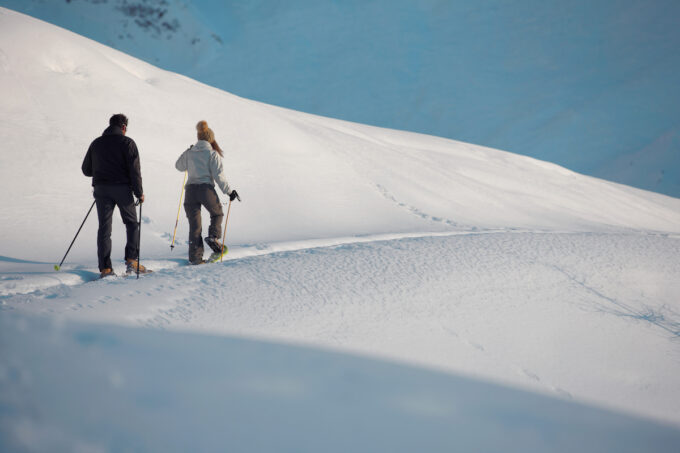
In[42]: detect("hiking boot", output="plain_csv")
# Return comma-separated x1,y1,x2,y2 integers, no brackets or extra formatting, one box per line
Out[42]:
100,268,116,278
204,236,225,254
125,259,152,275
190,259,206,265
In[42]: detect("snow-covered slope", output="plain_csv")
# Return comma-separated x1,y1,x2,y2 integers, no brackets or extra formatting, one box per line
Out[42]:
1,8,680,451
2,0,680,197
4,310,680,453
0,7,678,262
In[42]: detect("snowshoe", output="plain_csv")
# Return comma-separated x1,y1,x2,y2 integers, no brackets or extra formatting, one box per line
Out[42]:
208,247,228,263
125,259,153,275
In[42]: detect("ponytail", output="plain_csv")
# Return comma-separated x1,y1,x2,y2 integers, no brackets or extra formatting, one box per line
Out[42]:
211,140,224,157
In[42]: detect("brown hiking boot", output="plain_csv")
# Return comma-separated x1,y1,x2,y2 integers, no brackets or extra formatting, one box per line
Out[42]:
100,268,116,278
125,259,152,275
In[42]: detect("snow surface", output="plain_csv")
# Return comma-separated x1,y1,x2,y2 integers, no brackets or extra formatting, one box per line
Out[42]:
1,7,680,452
2,0,680,197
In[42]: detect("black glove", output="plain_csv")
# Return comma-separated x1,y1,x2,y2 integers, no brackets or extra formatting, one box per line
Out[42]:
229,190,241,202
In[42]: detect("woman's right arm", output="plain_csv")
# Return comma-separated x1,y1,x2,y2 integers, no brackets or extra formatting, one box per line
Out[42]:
209,152,231,195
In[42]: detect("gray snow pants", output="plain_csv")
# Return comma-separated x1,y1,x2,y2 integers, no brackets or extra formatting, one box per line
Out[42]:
94,184,139,271
183,184,224,264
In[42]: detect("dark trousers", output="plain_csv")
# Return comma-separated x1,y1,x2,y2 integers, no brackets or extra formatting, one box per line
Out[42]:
184,184,224,263
94,184,138,271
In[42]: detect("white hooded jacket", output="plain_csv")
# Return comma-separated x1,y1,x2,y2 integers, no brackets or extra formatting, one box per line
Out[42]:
175,140,231,195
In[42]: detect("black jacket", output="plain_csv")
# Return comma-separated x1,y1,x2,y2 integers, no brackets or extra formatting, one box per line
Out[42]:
82,126,143,198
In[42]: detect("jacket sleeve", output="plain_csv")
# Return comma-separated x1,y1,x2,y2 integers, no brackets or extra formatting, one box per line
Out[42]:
175,149,188,172
82,145,93,177
209,152,231,195
127,139,143,198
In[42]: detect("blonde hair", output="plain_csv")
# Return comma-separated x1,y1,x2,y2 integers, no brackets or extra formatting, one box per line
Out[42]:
196,120,223,157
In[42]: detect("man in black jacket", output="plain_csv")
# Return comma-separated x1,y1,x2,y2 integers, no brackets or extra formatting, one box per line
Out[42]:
82,114,151,277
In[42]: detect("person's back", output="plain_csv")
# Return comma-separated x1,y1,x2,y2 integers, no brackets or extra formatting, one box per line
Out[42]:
176,136,231,195
83,126,142,197
180,140,218,186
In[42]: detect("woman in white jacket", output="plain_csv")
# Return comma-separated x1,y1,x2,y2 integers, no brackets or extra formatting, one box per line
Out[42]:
175,121,239,264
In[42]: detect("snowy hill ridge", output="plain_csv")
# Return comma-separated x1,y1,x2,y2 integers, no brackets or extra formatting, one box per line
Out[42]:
2,7,680,452
2,0,680,198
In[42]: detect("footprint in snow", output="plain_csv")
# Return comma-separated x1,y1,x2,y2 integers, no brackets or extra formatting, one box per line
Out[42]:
520,368,541,382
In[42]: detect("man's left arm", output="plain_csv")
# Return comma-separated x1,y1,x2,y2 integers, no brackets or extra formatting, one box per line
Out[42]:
127,139,144,199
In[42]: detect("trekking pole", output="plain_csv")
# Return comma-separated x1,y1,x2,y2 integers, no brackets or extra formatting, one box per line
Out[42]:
136,199,142,279
219,191,241,263
219,200,232,263
170,171,187,250
54,200,96,271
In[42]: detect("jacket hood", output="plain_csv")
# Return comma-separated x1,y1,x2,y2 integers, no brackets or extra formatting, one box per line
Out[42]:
102,125,124,136
192,140,213,152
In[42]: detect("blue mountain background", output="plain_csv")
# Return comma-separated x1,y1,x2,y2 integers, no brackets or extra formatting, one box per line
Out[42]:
4,0,679,197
